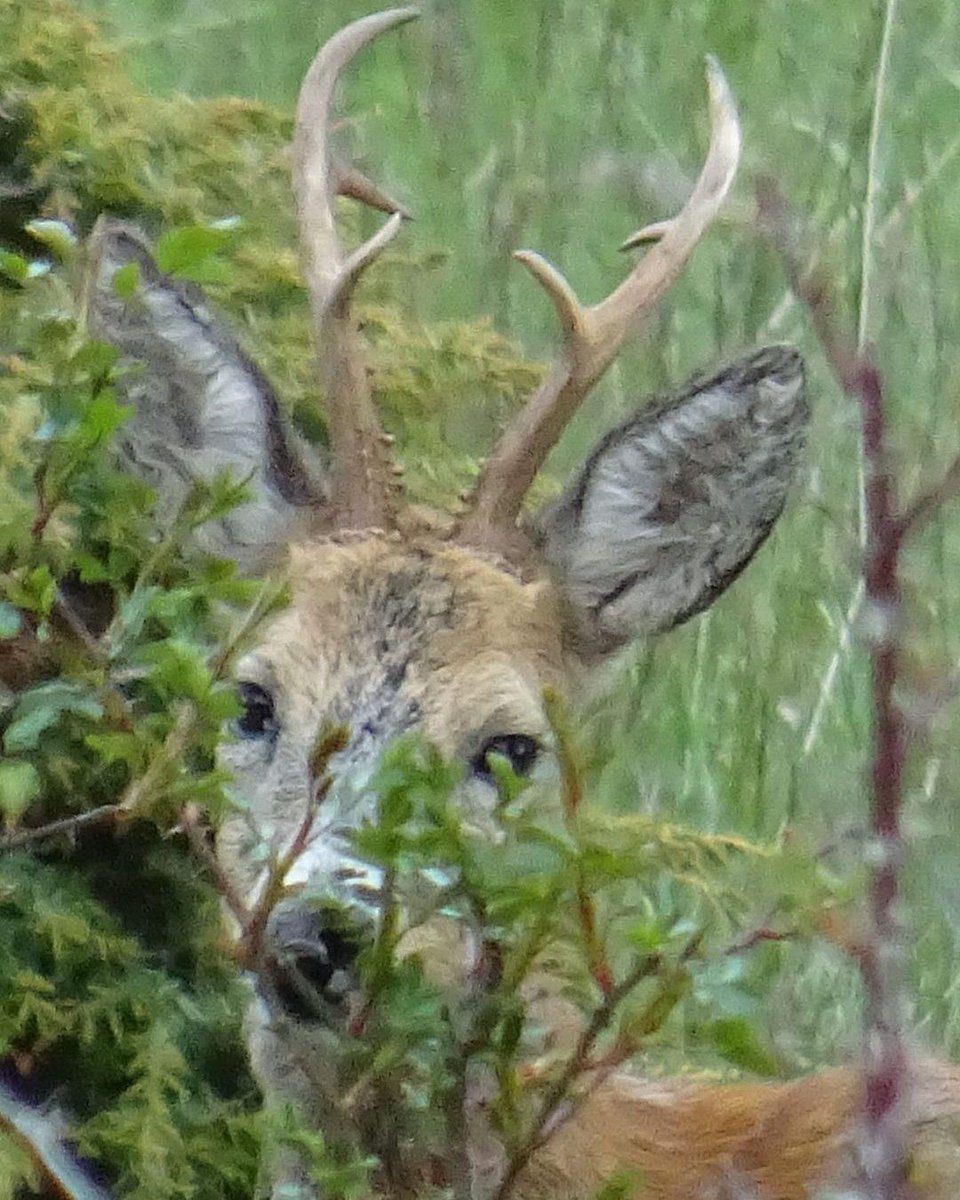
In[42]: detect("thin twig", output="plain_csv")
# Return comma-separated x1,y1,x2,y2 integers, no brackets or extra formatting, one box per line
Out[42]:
208,579,288,683
30,462,55,543
759,179,911,1200
493,952,663,1200
180,803,250,928
543,688,614,996
0,704,196,853
897,452,960,537
52,589,105,660
236,782,325,969
234,726,348,969
3,584,283,854
0,803,123,852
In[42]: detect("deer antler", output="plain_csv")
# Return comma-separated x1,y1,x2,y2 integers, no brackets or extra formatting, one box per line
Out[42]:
455,57,741,550
293,7,418,531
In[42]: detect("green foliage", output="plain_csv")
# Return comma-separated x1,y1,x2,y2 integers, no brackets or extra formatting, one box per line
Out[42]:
4,0,960,1194
0,1132,41,1200
279,733,796,1194
0,763,40,828
0,124,275,1189
0,0,543,508
0,6,786,1194
0,855,258,1200
0,235,810,1195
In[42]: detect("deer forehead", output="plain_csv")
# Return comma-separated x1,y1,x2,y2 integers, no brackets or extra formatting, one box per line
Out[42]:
240,537,567,753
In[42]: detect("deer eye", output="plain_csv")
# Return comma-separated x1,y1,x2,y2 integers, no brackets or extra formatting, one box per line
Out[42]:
235,682,278,740
472,734,540,781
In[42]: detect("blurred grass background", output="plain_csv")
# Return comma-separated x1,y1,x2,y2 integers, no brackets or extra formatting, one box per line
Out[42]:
76,0,960,1068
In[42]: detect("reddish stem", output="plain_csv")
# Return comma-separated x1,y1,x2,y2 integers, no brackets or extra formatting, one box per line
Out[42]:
759,182,911,1200
852,360,909,1197
545,689,614,996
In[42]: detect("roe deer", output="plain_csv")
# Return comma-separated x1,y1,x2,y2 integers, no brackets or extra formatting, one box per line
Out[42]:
83,9,960,1200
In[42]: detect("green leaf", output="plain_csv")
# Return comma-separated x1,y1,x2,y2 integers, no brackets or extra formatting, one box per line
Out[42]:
73,550,110,584
0,601,22,639
112,260,140,299
70,339,119,378
4,566,56,617
26,218,78,261
707,1016,779,1076
79,388,129,443
486,751,531,807
625,920,671,953
176,470,250,530
114,586,164,643
0,250,28,284
85,731,147,771
156,225,231,284
0,761,40,827
140,638,213,703
4,682,104,753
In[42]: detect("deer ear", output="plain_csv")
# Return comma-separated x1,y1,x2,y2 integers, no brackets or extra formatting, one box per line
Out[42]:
85,218,327,575
533,345,808,660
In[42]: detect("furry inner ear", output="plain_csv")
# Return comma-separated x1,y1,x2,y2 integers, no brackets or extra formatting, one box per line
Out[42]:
533,345,808,661
85,218,327,576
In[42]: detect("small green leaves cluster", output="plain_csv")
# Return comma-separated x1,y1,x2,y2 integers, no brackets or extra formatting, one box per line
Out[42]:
0,229,286,1196
0,3,541,1189
0,852,260,1200
296,732,793,1198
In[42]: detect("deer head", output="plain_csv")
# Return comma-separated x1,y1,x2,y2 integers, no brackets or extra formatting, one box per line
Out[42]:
85,4,805,1063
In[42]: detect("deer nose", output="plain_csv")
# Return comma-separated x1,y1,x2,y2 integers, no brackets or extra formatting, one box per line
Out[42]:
262,903,366,1020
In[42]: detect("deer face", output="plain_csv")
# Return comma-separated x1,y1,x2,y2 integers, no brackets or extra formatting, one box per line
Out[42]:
86,8,807,1022
217,538,565,924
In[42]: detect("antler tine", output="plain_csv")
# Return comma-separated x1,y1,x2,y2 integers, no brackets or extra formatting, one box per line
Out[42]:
292,7,418,530
456,56,741,547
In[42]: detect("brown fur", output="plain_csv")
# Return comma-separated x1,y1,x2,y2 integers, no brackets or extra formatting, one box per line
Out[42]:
518,1061,960,1200
392,919,960,1199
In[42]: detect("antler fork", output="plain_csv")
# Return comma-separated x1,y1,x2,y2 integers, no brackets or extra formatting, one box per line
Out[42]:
295,9,740,550
455,57,741,552
293,7,418,532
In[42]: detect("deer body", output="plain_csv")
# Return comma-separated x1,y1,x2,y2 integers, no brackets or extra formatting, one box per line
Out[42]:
520,1061,960,1200
79,8,960,1199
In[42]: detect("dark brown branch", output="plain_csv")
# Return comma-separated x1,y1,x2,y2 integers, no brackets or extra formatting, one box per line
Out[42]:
180,804,250,929
759,179,911,1200
235,784,323,969
0,803,123,852
234,725,348,969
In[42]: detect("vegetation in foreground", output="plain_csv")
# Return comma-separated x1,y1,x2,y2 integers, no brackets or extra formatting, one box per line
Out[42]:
2,0,960,1195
